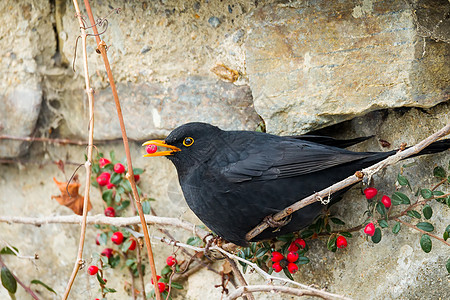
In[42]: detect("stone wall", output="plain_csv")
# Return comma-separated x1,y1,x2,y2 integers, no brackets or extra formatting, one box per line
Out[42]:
1,0,450,299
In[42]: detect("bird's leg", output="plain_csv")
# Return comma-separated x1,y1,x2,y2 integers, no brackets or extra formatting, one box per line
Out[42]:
263,214,292,230
203,235,226,261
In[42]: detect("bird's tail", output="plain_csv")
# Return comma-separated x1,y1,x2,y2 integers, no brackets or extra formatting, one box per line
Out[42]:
410,138,450,157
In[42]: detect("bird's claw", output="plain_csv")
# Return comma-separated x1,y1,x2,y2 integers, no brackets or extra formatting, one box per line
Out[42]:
263,214,292,229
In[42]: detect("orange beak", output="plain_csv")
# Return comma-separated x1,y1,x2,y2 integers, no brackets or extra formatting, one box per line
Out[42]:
142,140,181,157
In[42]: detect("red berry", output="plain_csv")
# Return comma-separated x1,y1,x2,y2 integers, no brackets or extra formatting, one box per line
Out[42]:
271,251,284,262
104,207,116,217
336,236,347,248
157,282,166,293
114,163,125,174
87,265,99,275
146,144,157,154
101,248,113,259
106,182,115,190
151,275,161,284
364,223,376,236
134,174,140,182
99,158,111,168
95,233,101,245
287,262,298,274
272,262,283,272
128,239,137,251
96,175,108,186
381,195,391,209
288,238,306,252
166,256,177,266
364,187,378,200
111,231,124,245
287,251,299,263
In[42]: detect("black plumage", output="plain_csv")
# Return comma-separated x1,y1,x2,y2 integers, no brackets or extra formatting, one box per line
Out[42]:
143,122,449,246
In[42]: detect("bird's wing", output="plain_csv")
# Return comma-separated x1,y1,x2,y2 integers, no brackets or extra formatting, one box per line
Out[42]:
219,134,370,183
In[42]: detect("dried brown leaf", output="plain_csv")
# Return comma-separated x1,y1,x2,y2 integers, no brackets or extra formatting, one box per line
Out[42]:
52,177,92,215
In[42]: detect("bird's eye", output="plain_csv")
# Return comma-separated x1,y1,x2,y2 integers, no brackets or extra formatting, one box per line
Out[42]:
183,137,194,147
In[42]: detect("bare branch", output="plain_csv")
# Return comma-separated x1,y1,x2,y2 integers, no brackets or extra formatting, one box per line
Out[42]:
0,214,210,240
80,0,161,297
226,285,340,300
63,0,96,298
246,123,450,241
158,237,351,300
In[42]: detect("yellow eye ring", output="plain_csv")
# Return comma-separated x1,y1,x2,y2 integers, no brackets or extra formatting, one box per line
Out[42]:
183,137,194,147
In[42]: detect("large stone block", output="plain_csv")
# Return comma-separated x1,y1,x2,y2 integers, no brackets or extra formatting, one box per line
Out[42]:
0,85,42,158
246,1,450,135
59,76,260,140
0,1,55,157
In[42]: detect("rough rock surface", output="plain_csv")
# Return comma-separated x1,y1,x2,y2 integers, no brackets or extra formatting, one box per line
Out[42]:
0,1,54,157
246,1,450,134
59,77,260,140
0,0,450,299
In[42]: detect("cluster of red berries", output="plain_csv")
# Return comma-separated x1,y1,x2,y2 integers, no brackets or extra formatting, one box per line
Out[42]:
363,188,392,237
96,160,140,190
271,238,306,274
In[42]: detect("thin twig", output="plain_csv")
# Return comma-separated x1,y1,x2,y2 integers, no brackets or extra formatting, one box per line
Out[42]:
246,123,450,241
0,255,40,300
394,218,450,247
225,258,255,300
62,1,96,298
158,237,351,300
80,1,161,298
0,214,210,239
226,285,336,300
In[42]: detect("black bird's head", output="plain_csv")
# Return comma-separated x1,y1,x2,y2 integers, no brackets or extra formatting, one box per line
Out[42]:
142,122,223,172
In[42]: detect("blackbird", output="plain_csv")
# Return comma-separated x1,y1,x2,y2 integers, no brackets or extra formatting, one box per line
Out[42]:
143,122,449,246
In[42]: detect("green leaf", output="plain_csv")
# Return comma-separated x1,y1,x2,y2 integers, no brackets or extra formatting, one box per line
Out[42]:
103,287,117,293
133,168,144,175
142,201,151,215
282,267,294,280
340,232,352,238
376,202,386,216
300,230,314,239
92,163,100,174
417,222,434,232
420,234,432,253
314,218,324,234
420,189,433,200
327,236,337,252
330,217,345,225
117,200,130,211
444,231,449,241
110,173,122,185
392,222,401,234
397,174,410,187
30,279,57,294
407,210,421,219
161,265,172,276
110,151,116,162
423,205,432,220
255,248,269,258
378,219,389,228
446,258,450,274
1,267,17,294
99,233,108,246
91,180,99,188
102,190,113,203
433,166,447,179
114,192,121,204
171,282,183,290
0,247,18,256
392,192,410,205
97,273,106,284
371,228,382,243
297,256,310,264
186,236,202,246
446,196,450,208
